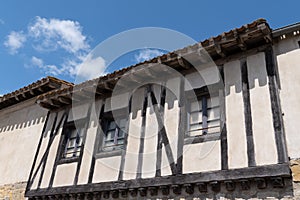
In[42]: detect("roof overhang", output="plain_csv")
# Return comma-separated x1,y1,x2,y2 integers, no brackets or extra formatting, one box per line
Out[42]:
0,77,73,110
36,19,272,110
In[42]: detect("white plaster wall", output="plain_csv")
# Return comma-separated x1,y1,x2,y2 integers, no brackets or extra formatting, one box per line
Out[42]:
183,141,221,173
0,100,48,186
77,121,95,184
160,146,172,176
92,156,121,183
105,92,129,112
78,100,102,185
276,43,300,159
185,66,220,90
224,60,248,169
142,109,157,178
53,163,77,187
123,112,141,180
247,53,277,165
68,103,90,122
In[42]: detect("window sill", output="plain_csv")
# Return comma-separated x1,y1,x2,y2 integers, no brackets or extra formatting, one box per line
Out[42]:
184,132,220,145
58,156,80,165
95,149,123,159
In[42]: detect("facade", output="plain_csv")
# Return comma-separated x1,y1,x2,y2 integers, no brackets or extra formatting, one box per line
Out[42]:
0,77,72,199
1,19,300,199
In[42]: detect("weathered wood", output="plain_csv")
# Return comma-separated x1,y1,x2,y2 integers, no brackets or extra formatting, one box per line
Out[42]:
219,66,228,170
241,59,256,167
118,96,132,180
184,133,220,145
26,164,290,197
265,46,288,163
155,85,166,177
149,87,177,175
176,77,185,175
136,86,149,179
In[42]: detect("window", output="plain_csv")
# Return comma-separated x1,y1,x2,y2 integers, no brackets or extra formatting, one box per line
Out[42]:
61,121,85,159
187,93,220,137
99,113,127,152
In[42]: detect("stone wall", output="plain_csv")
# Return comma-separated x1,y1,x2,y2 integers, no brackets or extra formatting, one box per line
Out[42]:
291,159,300,199
0,182,26,200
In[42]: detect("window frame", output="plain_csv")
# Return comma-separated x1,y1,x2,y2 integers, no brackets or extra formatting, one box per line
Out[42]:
184,86,222,144
59,118,87,164
96,108,129,158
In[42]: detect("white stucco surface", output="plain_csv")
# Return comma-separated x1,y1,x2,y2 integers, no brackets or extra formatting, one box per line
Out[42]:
53,163,77,187
93,156,121,183
224,60,248,169
0,100,48,186
183,141,221,173
123,112,141,180
247,53,277,165
276,46,300,159
142,110,158,178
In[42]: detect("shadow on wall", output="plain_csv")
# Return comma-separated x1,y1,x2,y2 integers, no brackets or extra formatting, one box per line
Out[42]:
224,54,269,97
0,107,47,134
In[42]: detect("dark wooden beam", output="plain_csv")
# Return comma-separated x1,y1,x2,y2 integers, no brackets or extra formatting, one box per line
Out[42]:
241,59,256,167
26,164,290,197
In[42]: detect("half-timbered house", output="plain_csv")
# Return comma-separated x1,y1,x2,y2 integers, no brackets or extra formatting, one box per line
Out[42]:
1,19,300,199
0,77,72,199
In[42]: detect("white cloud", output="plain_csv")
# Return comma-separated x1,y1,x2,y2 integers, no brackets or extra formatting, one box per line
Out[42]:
31,56,62,76
6,16,105,80
4,31,26,54
31,54,106,80
134,49,164,63
31,56,43,67
28,16,90,54
74,54,106,80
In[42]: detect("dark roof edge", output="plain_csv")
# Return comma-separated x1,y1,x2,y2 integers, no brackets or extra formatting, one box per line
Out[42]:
36,18,272,110
0,76,73,110
272,22,300,38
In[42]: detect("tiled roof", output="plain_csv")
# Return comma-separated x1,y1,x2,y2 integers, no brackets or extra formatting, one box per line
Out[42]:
0,76,73,110
36,18,272,109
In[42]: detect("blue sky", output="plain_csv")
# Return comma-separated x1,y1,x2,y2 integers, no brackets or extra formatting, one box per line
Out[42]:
1,0,300,95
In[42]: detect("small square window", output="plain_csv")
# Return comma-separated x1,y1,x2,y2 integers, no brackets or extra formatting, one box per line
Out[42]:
61,121,85,160
187,94,220,137
99,113,127,152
